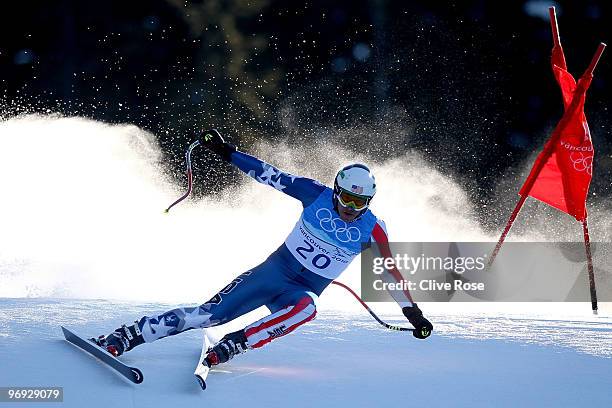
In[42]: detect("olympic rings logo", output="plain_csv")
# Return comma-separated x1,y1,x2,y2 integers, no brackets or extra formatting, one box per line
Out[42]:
316,208,361,243
569,152,593,175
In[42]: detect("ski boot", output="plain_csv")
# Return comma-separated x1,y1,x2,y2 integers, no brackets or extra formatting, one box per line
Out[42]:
204,329,250,367
91,322,145,357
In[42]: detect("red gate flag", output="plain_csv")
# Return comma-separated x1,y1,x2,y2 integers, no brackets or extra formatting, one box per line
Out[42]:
488,7,605,313
518,23,594,222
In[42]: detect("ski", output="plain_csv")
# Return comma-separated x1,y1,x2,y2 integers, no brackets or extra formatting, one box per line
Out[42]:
194,329,213,390
61,326,144,384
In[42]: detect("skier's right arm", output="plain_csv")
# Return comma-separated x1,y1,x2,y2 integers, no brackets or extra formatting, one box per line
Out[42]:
199,129,325,206
371,219,434,340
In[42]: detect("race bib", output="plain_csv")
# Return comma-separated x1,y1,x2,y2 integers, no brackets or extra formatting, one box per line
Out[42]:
283,189,377,279
285,216,357,279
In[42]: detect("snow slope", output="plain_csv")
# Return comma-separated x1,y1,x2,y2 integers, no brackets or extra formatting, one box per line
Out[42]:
1,298,611,408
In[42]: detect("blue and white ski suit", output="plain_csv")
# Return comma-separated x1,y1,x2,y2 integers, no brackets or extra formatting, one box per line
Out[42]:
137,151,411,349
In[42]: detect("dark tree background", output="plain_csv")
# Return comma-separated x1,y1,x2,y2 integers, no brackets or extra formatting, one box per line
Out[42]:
1,1,610,213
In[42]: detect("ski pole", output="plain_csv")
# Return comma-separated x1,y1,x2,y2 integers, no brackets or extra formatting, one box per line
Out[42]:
165,140,201,213
331,281,414,332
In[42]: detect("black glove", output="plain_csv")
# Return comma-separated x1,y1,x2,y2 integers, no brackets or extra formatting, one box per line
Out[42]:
200,129,237,162
402,303,433,339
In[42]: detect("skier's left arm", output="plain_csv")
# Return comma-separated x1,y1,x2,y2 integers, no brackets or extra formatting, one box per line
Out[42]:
198,129,324,206
370,219,433,339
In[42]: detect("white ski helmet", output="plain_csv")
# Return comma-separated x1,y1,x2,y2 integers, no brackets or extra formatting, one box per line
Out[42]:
333,163,376,212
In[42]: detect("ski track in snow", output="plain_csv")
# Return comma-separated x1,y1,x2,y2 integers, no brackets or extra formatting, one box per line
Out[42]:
1,298,612,407
304,310,612,359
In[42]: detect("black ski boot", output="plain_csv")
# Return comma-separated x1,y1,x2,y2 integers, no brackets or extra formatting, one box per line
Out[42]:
91,322,145,357
205,330,250,367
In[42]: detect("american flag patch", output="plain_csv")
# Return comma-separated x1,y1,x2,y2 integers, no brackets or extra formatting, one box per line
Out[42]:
351,185,363,194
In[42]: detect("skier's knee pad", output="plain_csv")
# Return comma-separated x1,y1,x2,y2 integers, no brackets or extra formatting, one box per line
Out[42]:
303,291,318,320
246,293,318,348
138,306,213,342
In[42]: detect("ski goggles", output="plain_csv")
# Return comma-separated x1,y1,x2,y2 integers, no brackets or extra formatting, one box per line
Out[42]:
336,189,371,211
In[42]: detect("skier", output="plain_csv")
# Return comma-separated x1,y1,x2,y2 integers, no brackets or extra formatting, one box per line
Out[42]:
94,129,433,368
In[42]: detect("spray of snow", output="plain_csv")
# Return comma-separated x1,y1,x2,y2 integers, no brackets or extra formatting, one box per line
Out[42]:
523,1,561,21
0,114,608,317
